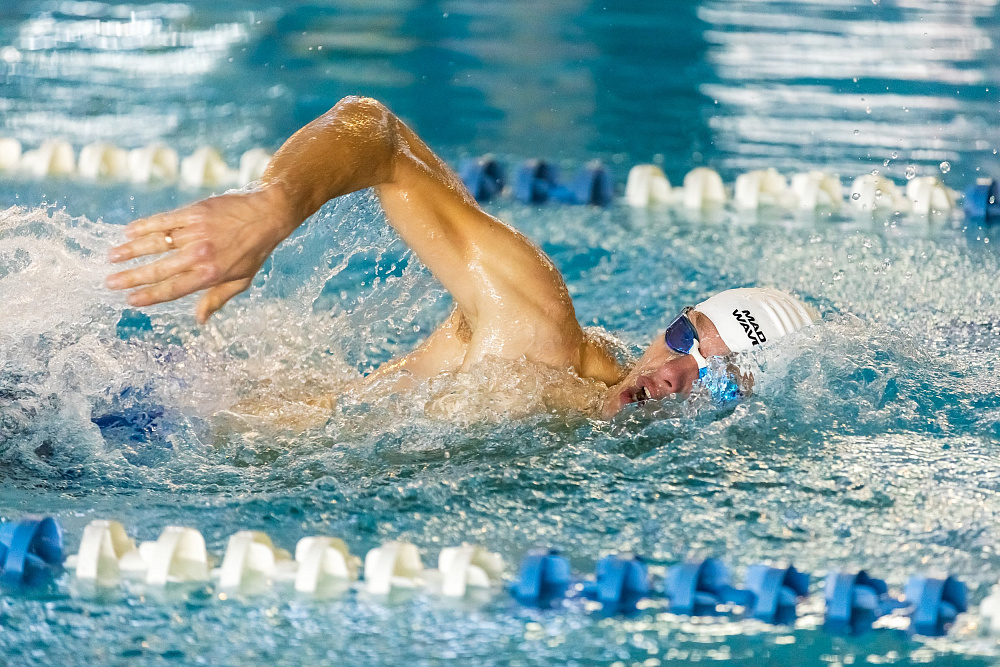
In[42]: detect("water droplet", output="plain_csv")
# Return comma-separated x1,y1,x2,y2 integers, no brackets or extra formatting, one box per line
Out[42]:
883,159,890,167
871,169,879,176
865,106,872,114
852,192,861,200
891,151,898,159
939,161,951,174
905,165,916,180
854,129,860,136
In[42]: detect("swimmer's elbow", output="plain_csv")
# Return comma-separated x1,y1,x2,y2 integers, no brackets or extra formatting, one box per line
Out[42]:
331,95,390,120
327,95,400,169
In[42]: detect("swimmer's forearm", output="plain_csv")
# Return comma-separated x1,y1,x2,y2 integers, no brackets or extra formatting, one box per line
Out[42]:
260,96,399,231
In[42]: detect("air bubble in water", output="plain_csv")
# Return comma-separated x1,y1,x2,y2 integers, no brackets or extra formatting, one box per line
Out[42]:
905,165,916,180
865,106,872,114
852,192,861,200
871,169,879,176
939,161,951,174
854,130,860,136
891,151,898,159
883,159,890,167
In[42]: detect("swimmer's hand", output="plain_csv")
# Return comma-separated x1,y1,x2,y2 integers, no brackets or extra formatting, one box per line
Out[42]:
106,185,296,323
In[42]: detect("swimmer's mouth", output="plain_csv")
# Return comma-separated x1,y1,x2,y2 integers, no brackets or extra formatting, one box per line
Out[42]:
630,385,653,405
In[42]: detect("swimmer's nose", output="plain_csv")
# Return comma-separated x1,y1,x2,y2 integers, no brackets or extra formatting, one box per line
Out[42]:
649,357,697,396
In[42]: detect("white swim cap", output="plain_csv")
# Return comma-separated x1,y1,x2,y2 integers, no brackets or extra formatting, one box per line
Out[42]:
694,287,818,353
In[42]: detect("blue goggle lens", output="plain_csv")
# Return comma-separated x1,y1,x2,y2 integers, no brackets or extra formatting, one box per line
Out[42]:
664,309,698,355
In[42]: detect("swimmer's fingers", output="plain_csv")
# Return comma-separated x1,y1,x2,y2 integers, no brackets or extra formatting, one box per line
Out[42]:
107,226,191,263
123,210,190,240
105,246,198,291
124,268,217,308
196,278,252,324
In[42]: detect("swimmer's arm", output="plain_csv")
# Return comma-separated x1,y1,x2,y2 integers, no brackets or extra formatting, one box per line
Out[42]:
341,307,471,397
107,96,565,330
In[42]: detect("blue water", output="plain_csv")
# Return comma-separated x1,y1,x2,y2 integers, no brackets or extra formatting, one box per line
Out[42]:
2,1,1000,664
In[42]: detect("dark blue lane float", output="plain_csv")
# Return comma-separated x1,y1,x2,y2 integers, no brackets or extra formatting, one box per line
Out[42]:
581,554,649,612
459,155,506,202
963,179,1000,223
903,574,968,637
0,517,64,588
744,564,810,625
824,570,902,635
512,159,613,206
510,549,571,607
664,558,754,615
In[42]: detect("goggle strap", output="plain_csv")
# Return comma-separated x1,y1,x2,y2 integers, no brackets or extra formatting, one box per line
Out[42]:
689,339,708,370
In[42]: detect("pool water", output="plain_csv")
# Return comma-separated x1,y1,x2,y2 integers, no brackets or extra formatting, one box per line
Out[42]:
2,0,1000,664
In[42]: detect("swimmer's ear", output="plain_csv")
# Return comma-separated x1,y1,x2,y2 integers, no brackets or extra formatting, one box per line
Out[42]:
196,277,252,324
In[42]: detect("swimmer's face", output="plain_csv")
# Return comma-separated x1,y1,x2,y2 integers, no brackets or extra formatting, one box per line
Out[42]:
600,310,730,418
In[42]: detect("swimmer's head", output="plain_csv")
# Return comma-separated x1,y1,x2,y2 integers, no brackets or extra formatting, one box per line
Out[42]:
601,287,818,417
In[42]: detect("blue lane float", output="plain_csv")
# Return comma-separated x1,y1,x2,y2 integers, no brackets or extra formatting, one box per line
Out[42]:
744,564,810,625
963,179,1000,222
581,554,649,612
510,549,571,607
0,517,64,588
903,574,968,637
824,570,901,635
664,558,753,616
459,155,506,202
512,159,613,206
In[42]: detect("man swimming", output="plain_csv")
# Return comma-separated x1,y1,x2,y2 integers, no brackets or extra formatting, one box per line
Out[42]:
105,96,817,418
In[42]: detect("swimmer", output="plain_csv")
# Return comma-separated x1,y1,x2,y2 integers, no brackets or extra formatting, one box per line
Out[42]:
105,96,817,418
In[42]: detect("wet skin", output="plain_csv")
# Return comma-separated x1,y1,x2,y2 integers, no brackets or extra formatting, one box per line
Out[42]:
106,96,725,418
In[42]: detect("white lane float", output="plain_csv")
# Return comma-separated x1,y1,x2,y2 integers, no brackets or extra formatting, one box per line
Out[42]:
128,143,179,184
19,140,75,178
432,544,504,598
293,536,360,594
364,541,425,595
0,138,22,171
733,168,791,210
125,526,212,585
849,174,910,213
239,148,272,185
624,164,672,207
216,530,293,590
790,171,843,212
65,519,139,586
78,142,130,181
67,522,210,585
180,146,238,189
905,176,956,215
980,585,1000,633
681,167,727,209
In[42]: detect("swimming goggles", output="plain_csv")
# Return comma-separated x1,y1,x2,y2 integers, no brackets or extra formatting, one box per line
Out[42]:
665,307,742,405
663,307,708,370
